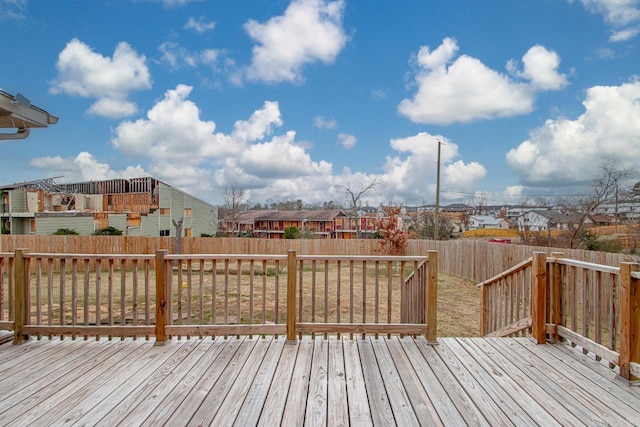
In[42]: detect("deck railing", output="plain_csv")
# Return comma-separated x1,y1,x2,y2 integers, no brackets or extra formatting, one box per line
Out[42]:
480,251,640,381
2,249,438,344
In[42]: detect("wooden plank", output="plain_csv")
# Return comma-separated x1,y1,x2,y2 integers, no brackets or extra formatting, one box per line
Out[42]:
557,325,620,366
357,336,394,426
22,325,155,337
0,339,92,395
138,337,230,426
373,337,437,425
397,337,477,426
296,322,426,335
23,340,161,426
427,338,523,426
161,337,245,425
304,336,328,427
445,338,561,426
171,337,259,426
94,338,203,425
327,336,349,427
97,338,215,426
1,340,144,424
280,337,314,426
70,340,188,426
486,316,531,338
257,338,299,426
342,338,373,426
166,324,286,337
210,337,274,426
234,336,286,426
504,338,639,424
518,339,640,411
475,338,589,426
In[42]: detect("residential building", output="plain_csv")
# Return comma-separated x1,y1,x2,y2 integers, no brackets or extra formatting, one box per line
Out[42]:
516,210,586,232
0,177,218,237
219,209,384,239
468,215,510,230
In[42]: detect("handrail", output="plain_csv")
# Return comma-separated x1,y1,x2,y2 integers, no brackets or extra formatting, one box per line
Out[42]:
477,257,532,287
480,250,640,381
6,249,437,344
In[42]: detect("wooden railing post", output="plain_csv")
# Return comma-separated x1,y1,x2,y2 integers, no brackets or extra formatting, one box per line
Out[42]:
480,284,489,336
619,262,640,381
426,251,438,344
286,250,297,342
531,252,547,344
13,249,29,345
549,252,563,340
155,250,168,345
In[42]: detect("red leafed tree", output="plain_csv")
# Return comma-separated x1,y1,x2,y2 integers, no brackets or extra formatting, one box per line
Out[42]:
375,205,408,255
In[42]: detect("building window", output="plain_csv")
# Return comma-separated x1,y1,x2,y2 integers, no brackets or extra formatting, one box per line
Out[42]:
160,229,170,236
184,208,192,217
160,208,170,215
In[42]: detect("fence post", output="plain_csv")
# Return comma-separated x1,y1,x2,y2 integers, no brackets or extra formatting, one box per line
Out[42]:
549,252,564,340
13,249,29,345
480,284,489,336
619,262,640,381
531,252,547,344
155,250,168,345
286,250,297,342
426,250,438,344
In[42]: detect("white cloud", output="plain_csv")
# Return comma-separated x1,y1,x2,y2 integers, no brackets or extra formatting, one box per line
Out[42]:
398,38,568,125
509,45,569,90
0,0,28,20
506,78,640,187
371,89,387,100
338,133,357,149
51,39,151,118
161,0,202,7
572,0,640,41
34,84,486,205
111,84,245,161
382,132,486,203
30,152,146,183
158,42,225,70
243,0,347,83
184,16,216,33
314,115,337,129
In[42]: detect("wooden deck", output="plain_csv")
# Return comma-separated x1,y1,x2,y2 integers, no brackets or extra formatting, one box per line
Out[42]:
0,336,639,426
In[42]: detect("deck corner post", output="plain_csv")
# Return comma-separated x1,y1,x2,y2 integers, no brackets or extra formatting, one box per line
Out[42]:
480,284,489,336
154,249,168,345
286,250,297,343
13,248,30,345
426,250,438,344
619,262,640,381
549,252,564,340
531,251,547,344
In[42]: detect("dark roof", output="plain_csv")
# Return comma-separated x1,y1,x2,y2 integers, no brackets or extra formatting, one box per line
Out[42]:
229,209,347,224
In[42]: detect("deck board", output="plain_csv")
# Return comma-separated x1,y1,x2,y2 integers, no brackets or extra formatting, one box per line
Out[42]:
0,336,638,426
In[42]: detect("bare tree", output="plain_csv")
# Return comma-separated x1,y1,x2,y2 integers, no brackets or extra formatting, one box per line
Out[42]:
335,178,378,239
221,184,247,236
467,192,488,215
559,160,634,248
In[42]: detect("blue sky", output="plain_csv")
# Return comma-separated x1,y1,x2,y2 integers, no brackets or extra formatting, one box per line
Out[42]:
1,0,639,207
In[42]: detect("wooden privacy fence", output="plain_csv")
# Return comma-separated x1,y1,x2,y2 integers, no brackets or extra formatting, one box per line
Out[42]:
3,235,639,283
479,251,640,381
3,249,438,344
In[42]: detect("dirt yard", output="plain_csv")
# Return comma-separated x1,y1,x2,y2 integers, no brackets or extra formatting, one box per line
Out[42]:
437,273,481,337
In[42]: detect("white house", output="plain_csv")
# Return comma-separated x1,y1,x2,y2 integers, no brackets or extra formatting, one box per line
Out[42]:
468,215,510,230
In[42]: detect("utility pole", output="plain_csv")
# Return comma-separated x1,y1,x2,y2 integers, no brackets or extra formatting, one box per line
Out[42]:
434,139,442,240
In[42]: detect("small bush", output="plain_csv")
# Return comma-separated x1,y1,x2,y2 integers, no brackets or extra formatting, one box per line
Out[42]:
53,228,79,235
283,226,301,239
93,226,123,236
